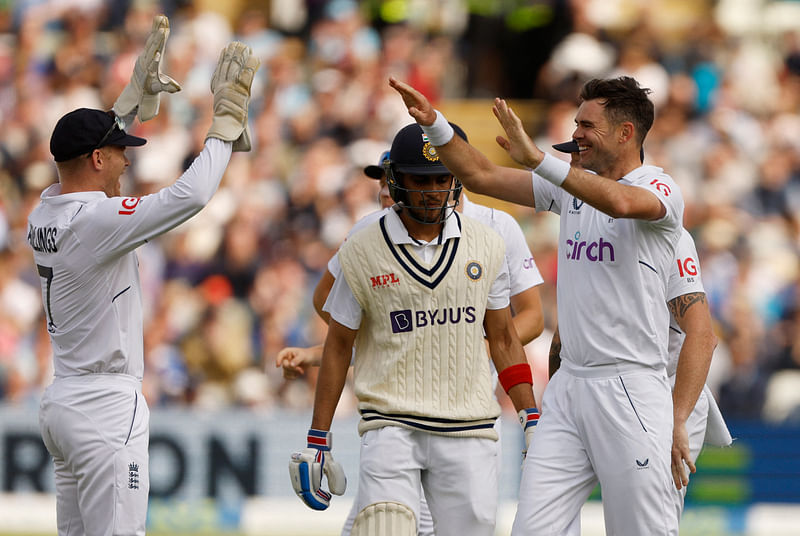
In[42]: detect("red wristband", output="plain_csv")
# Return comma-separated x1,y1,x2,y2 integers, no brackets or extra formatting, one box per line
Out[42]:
498,363,533,393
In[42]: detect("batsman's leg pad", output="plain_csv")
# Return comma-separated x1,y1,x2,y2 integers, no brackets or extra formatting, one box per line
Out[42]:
351,501,416,536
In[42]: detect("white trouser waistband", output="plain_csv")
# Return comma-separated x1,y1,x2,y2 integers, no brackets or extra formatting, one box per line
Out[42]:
560,358,664,379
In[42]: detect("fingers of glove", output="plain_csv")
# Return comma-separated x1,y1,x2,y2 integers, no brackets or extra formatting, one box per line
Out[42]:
236,55,260,93
214,43,240,88
524,427,535,453
141,16,169,70
293,449,323,487
323,456,347,496
289,451,330,510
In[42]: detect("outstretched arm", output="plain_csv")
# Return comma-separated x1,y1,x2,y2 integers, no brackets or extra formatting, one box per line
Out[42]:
389,78,536,207
669,291,715,490
492,98,666,221
390,77,667,221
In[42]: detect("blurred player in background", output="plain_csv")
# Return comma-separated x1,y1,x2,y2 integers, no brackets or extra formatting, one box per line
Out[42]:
391,75,695,535
278,140,545,535
288,122,537,536
28,16,259,535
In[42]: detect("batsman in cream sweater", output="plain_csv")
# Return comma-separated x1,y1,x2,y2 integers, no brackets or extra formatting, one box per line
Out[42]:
289,123,538,536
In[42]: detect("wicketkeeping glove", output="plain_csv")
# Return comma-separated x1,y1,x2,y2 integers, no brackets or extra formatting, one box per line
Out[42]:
112,14,181,125
289,429,347,510
206,41,260,152
519,407,540,460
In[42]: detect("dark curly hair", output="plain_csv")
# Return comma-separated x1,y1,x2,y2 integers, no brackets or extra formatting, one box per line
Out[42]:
579,77,654,146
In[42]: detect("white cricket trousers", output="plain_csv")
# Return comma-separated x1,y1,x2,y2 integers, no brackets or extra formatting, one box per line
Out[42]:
341,420,504,536
355,426,498,536
513,363,678,536
39,374,150,536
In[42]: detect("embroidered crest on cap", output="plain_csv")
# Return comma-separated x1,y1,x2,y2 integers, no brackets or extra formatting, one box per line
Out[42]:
422,141,439,162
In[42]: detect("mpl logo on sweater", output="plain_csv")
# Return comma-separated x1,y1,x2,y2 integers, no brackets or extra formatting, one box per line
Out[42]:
371,273,400,288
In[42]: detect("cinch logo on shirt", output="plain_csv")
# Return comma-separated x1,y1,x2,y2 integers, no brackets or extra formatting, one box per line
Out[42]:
371,273,400,288
565,231,615,262
389,307,477,333
522,257,536,270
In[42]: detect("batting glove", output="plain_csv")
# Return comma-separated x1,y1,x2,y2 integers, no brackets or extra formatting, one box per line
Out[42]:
519,407,540,460
206,41,260,152
112,15,181,125
289,429,347,510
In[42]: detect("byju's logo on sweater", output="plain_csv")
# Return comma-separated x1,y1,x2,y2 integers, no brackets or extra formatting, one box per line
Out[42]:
390,307,477,333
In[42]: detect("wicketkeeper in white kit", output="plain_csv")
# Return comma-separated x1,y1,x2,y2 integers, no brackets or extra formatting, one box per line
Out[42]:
28,16,259,535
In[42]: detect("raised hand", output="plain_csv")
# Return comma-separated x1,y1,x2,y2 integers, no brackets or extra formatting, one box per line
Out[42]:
388,77,437,126
492,98,544,169
207,42,261,152
113,15,182,124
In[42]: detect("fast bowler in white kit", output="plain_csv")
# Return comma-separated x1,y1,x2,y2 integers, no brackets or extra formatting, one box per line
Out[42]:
548,141,731,528
288,123,538,536
28,23,259,535
548,226,732,531
390,76,691,535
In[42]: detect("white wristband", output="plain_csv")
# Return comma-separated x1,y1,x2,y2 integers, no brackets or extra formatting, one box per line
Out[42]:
420,110,454,146
534,153,570,187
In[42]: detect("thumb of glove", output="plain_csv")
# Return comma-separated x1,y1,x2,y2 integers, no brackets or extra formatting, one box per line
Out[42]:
149,72,181,94
323,456,347,496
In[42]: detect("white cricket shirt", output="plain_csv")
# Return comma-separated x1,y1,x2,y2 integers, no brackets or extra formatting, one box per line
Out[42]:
27,138,232,379
665,228,705,376
461,196,544,295
533,165,684,371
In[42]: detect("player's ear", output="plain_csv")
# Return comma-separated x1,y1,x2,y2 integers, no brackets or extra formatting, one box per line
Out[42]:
88,147,111,171
618,122,634,144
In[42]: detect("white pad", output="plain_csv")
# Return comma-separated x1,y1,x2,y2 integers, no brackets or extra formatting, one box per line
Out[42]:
351,501,417,536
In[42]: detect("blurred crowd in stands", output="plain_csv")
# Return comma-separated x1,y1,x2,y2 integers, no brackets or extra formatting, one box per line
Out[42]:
1,0,800,425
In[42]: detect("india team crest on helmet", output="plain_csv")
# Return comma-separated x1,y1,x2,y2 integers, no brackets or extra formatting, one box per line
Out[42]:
465,261,483,281
422,141,439,162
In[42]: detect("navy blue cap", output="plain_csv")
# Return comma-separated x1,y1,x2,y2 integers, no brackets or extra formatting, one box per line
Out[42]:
50,108,146,162
389,122,467,175
552,140,580,153
364,150,391,179
553,139,644,163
